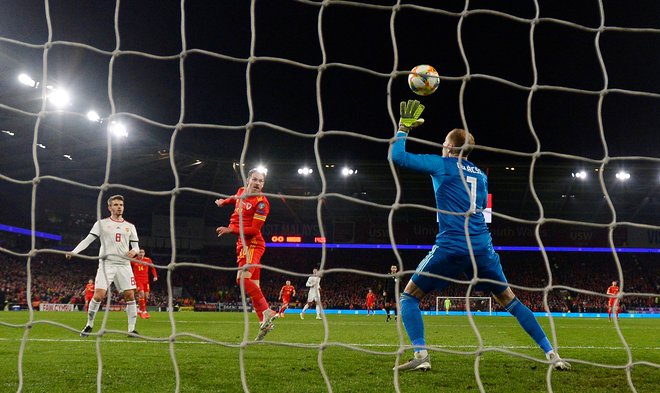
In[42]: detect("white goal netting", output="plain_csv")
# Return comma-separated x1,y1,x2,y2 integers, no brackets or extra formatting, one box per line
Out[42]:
1,1,659,392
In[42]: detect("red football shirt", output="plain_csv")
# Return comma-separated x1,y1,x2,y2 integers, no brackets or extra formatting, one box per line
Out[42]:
366,292,375,306
131,257,157,282
280,284,295,301
222,187,270,247
85,283,95,298
607,285,619,296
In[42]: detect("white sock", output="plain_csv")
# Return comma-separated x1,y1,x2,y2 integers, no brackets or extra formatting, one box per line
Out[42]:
315,305,321,317
415,350,429,359
126,300,137,331
87,299,101,327
302,304,309,313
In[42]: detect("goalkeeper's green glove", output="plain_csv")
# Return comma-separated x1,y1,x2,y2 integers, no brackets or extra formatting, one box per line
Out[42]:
398,99,425,133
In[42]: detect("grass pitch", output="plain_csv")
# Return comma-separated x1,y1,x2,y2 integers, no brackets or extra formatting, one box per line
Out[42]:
0,311,658,393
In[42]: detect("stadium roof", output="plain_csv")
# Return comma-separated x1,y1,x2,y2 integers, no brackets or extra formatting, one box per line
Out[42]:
0,1,658,230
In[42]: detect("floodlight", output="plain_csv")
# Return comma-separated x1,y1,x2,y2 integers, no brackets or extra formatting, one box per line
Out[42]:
254,165,268,175
572,171,587,180
615,171,630,181
86,110,100,122
108,121,128,138
341,167,356,176
297,167,313,175
18,73,37,88
47,88,71,108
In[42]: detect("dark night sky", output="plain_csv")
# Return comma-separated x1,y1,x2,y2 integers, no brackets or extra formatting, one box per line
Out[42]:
0,0,659,231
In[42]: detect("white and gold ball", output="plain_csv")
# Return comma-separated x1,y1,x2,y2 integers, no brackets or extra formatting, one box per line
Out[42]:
408,64,440,96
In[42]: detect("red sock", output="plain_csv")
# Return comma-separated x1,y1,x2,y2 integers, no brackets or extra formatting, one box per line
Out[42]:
139,298,147,312
280,304,288,314
238,278,269,315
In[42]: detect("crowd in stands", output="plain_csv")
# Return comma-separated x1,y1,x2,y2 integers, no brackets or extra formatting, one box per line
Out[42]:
1,249,658,313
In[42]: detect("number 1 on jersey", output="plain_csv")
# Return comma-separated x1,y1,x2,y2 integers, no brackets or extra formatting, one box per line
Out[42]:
466,176,477,213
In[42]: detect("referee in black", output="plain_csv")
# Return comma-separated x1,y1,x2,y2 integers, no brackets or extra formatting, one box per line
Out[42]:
382,265,399,322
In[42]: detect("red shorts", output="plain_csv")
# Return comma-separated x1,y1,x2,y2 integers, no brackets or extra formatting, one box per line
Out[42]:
85,295,94,302
237,243,265,281
282,296,291,304
367,302,375,308
608,298,618,307
136,281,151,292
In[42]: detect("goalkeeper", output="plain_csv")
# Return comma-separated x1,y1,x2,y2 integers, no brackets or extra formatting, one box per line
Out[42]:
389,100,570,372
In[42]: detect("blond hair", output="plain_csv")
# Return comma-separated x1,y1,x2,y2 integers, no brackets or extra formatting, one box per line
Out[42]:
446,128,475,157
106,194,124,206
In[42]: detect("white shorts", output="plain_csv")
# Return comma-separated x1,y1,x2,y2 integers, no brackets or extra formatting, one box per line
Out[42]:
95,263,136,292
307,289,320,303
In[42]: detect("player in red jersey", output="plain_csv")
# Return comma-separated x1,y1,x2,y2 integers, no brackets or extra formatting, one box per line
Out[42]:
215,167,277,341
366,289,376,316
606,281,620,321
84,279,95,312
131,249,158,319
277,280,296,318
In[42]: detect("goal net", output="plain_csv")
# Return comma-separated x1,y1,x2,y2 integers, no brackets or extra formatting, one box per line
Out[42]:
1,1,659,392
436,296,492,315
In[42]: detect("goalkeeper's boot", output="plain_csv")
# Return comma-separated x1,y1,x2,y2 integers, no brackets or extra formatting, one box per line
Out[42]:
394,353,431,372
546,351,571,371
80,325,93,337
254,322,275,341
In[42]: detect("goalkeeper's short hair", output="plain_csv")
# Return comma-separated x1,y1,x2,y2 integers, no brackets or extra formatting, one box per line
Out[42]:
447,128,476,156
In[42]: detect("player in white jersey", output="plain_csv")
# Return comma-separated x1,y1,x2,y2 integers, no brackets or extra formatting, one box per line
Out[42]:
300,268,323,320
66,195,140,337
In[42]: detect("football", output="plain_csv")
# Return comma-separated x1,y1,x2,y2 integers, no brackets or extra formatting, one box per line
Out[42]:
408,64,440,96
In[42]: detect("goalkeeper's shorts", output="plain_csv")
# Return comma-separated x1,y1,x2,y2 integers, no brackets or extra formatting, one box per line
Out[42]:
411,246,508,295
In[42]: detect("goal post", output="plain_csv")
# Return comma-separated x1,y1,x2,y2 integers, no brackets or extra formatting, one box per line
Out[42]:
436,296,492,315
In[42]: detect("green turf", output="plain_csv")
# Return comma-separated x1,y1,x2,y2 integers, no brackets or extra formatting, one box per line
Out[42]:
0,311,658,392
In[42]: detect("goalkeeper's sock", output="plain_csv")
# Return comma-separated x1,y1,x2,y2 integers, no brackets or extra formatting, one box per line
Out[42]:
400,292,426,353
87,299,101,327
139,297,147,312
505,297,552,353
126,300,137,332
